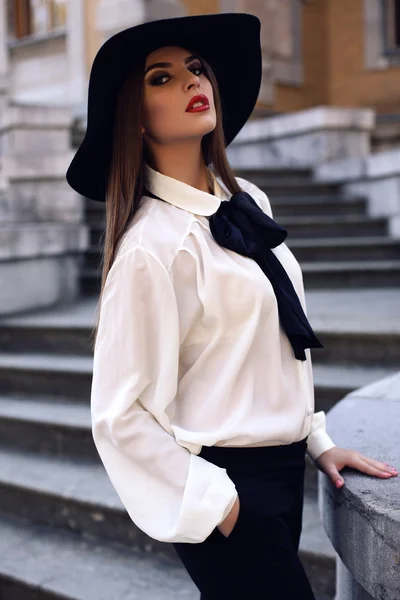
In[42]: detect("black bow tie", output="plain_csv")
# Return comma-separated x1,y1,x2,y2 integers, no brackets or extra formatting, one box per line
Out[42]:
144,188,323,361
208,191,323,361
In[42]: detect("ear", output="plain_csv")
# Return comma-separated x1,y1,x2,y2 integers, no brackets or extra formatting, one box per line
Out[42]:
141,127,145,135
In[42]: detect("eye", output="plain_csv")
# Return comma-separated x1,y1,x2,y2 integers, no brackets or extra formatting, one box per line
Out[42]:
189,62,204,75
150,73,170,86
190,64,204,76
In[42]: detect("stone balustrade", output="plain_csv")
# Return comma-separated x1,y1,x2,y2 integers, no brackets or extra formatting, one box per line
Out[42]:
319,371,400,600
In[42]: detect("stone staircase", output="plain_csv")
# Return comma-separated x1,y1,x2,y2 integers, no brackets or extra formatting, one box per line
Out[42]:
0,167,399,600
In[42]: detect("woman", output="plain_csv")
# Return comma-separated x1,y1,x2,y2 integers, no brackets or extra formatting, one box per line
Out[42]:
66,13,398,599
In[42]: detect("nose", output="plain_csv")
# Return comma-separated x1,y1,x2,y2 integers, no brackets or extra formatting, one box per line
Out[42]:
184,70,201,91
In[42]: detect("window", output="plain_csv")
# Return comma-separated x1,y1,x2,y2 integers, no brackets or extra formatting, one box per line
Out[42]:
382,0,400,54
7,0,67,40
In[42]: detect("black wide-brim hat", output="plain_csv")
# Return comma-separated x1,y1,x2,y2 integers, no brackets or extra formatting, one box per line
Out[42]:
66,12,262,202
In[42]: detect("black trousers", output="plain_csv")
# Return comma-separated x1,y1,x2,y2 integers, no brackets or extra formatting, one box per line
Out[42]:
172,436,315,600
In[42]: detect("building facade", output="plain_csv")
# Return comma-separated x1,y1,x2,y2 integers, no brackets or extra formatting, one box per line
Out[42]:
1,0,400,117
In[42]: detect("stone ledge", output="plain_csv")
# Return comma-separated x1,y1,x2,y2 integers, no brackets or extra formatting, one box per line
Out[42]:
4,182,84,224
4,151,76,179
319,371,400,600
227,107,374,169
0,223,88,261
234,107,375,143
0,103,72,130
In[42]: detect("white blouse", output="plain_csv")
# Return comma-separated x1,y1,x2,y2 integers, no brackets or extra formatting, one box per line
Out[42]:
90,164,336,544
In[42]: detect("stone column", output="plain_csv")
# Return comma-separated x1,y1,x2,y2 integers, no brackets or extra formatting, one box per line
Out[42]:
0,0,10,201
220,0,274,104
67,0,87,106
0,0,8,76
221,0,302,106
96,0,184,43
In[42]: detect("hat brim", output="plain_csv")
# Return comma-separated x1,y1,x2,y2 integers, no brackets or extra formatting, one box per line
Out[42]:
66,13,261,202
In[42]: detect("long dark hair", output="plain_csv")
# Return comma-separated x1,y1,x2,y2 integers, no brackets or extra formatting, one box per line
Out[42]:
91,51,243,351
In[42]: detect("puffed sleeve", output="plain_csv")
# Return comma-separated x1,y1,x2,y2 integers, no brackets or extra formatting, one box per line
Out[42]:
90,244,238,544
306,412,336,461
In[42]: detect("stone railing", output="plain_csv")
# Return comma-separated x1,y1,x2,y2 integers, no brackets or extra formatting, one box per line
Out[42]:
319,371,400,600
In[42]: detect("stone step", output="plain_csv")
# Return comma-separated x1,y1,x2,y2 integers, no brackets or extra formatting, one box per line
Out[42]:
1,319,398,368
87,212,385,247
0,390,330,531
310,363,397,413
0,393,337,506
0,350,394,414
246,179,342,197
81,258,400,296
288,236,400,263
0,394,95,460
83,178,333,219
0,514,198,600
281,215,387,239
234,167,314,181
83,169,315,212
311,328,400,368
83,236,400,270
85,236,400,269
0,395,321,498
85,194,367,223
301,259,400,289
271,196,367,218
0,352,93,401
2,300,399,367
0,449,335,599
0,321,93,357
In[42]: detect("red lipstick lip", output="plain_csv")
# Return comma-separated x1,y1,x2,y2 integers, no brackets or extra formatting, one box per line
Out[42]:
186,94,210,112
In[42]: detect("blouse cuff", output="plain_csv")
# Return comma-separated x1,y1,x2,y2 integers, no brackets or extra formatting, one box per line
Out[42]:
306,411,336,462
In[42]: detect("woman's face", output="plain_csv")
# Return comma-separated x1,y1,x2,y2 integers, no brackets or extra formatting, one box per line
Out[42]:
141,46,216,144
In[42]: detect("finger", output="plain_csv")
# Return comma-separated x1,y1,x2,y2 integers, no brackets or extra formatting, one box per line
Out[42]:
360,456,398,474
349,453,395,474
355,458,395,478
325,465,345,488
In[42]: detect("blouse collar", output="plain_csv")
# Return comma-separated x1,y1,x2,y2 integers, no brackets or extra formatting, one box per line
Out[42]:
144,164,229,216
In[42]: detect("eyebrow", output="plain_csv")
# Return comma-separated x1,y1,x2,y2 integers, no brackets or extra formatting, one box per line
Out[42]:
144,55,200,75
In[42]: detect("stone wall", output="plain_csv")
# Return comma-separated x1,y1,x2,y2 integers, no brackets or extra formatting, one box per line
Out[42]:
0,100,88,315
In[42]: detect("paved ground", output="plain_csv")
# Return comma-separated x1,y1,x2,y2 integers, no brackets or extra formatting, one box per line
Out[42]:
1,288,399,333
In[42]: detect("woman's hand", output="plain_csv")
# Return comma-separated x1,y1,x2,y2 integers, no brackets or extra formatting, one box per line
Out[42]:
217,496,240,537
315,447,398,488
